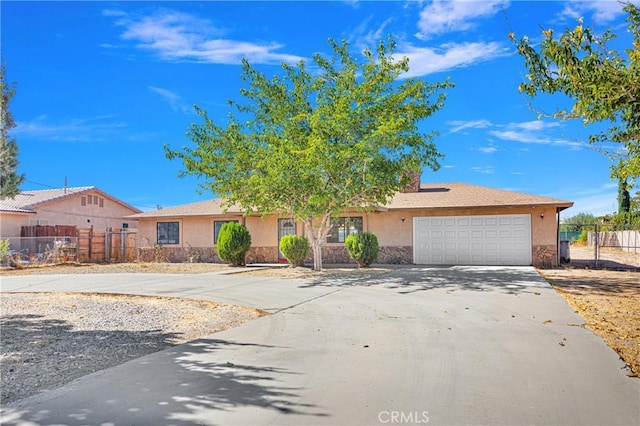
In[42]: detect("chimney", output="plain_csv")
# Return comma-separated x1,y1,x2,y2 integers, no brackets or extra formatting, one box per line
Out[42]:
401,171,421,193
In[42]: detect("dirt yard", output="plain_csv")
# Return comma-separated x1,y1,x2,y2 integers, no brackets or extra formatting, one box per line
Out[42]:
538,267,640,377
568,245,640,269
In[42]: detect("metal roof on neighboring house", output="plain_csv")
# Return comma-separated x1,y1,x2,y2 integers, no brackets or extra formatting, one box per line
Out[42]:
128,182,573,219
0,186,142,214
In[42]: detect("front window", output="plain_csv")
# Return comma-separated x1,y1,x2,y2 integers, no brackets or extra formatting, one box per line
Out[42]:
326,217,363,243
214,220,239,244
157,222,179,245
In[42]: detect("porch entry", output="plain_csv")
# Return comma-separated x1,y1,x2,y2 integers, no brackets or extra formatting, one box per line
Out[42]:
278,218,297,262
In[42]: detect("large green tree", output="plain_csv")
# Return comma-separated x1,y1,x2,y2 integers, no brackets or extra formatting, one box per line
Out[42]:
166,38,453,271
511,3,640,182
0,64,25,199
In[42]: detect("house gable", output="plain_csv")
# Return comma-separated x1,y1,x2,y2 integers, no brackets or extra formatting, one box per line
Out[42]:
0,187,142,238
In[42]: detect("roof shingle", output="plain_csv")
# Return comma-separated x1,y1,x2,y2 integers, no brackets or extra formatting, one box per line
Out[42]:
386,182,573,210
129,182,573,219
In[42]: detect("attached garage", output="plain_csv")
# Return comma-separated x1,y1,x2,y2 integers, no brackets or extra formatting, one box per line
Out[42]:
413,214,532,265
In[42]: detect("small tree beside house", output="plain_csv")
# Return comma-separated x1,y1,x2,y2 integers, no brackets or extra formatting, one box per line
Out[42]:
166,37,453,271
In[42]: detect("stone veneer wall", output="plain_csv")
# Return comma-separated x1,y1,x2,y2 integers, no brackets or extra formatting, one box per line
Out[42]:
139,244,555,267
532,245,558,268
138,247,219,263
321,246,352,264
139,246,279,264
246,247,279,263
378,246,413,264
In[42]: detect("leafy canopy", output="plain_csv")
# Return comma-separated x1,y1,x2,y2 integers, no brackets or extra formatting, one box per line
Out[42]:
511,3,640,182
166,37,452,270
166,37,452,219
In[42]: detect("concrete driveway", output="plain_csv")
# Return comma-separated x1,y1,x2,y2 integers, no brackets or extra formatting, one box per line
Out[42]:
1,266,639,425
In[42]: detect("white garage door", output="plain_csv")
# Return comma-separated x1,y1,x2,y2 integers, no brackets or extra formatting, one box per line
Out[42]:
413,214,532,265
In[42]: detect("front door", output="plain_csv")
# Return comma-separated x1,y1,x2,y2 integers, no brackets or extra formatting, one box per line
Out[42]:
278,218,297,262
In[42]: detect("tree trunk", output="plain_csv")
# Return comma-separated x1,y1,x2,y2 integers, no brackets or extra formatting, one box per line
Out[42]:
304,214,331,272
312,241,323,272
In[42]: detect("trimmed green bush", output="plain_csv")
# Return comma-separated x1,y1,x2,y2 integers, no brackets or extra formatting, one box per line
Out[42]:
345,232,379,268
217,222,251,266
279,235,310,267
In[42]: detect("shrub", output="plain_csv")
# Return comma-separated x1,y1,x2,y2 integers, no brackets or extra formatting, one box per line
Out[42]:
0,239,10,266
217,222,251,266
279,235,309,267
345,232,379,268
574,229,588,246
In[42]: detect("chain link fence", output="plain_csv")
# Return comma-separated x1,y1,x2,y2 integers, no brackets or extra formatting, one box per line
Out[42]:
1,236,78,267
560,223,640,270
1,229,138,267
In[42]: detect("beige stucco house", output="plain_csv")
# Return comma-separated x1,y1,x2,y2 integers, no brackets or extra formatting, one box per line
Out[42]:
128,182,573,267
0,186,141,237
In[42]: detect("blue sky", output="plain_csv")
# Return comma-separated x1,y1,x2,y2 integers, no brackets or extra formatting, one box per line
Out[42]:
3,1,637,216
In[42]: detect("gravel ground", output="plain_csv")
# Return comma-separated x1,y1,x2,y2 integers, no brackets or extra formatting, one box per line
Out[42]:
0,292,265,405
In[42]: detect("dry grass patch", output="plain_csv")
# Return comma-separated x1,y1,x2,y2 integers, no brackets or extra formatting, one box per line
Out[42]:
0,262,233,276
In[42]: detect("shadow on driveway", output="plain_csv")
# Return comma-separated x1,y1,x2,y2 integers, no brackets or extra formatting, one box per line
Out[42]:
300,265,550,295
2,338,329,426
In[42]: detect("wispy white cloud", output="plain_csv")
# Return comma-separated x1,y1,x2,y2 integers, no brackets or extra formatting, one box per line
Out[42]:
397,41,511,77
558,1,634,24
350,16,395,49
14,115,127,142
446,119,492,134
489,120,587,149
148,86,191,113
471,166,495,174
342,0,360,10
107,8,304,65
416,0,509,39
477,143,499,154
561,183,619,216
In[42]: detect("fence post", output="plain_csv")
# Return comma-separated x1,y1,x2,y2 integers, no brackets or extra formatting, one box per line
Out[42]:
594,224,599,268
105,228,110,263
121,229,126,262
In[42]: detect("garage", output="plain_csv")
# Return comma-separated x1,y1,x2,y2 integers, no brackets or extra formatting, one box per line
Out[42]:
413,214,532,265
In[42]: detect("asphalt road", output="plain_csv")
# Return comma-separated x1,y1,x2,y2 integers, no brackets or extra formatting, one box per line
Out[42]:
1,266,639,425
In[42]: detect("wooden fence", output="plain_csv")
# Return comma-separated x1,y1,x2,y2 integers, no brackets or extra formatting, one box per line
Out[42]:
18,225,137,263
20,225,77,237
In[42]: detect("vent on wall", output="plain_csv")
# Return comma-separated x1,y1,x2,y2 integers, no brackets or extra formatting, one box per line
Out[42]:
81,196,105,207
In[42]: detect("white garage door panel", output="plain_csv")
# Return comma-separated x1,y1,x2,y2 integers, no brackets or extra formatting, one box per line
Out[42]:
413,214,532,266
